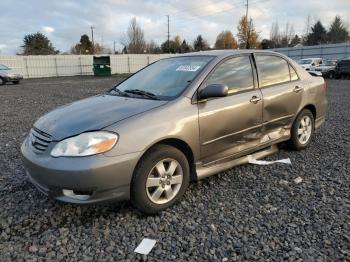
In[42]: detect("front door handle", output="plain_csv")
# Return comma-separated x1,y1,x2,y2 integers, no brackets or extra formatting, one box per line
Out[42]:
250,96,261,104
293,86,303,93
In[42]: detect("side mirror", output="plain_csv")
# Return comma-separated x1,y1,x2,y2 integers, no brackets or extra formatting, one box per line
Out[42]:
199,84,228,100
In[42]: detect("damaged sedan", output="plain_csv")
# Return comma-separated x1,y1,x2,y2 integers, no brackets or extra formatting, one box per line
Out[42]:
21,50,327,214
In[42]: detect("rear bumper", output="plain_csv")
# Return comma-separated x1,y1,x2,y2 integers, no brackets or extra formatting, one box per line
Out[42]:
21,136,142,204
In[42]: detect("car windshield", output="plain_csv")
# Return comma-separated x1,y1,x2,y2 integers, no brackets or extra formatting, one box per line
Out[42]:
112,56,213,100
298,59,313,65
0,64,10,70
324,60,336,66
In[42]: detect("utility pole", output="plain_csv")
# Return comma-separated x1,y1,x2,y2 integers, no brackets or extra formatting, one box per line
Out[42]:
90,26,95,54
113,40,116,54
166,15,170,53
245,0,249,49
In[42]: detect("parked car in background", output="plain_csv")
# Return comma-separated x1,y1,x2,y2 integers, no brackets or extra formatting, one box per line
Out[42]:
312,60,337,78
0,64,23,85
298,58,323,71
335,59,350,79
21,50,327,214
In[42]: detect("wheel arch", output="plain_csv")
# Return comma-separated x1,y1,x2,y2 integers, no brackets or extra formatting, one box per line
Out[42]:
135,138,197,181
302,104,316,120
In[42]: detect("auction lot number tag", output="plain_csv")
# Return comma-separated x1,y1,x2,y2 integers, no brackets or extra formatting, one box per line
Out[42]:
176,65,201,72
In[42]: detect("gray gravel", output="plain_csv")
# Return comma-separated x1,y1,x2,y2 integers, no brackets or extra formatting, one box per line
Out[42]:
0,77,349,261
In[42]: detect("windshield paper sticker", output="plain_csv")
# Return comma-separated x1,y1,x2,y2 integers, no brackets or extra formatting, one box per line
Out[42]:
176,65,201,72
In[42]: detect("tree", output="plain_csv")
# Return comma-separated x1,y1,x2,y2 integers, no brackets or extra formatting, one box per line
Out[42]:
161,40,177,53
21,32,59,55
126,17,146,54
214,30,238,49
290,34,301,47
327,15,349,43
270,21,281,48
237,16,259,49
146,40,162,54
70,34,93,54
306,20,327,45
180,40,191,53
193,35,209,51
260,39,274,49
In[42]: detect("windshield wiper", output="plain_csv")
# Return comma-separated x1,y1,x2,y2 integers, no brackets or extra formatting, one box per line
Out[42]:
124,89,159,100
109,88,131,97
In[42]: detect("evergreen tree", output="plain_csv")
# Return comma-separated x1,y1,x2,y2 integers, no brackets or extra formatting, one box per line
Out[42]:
290,34,301,47
327,16,349,43
21,32,59,55
306,21,327,45
193,35,209,51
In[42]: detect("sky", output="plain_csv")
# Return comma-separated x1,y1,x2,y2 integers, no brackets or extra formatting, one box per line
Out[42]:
0,0,349,55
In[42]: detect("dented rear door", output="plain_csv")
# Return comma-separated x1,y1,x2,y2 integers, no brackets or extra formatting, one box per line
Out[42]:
254,54,303,141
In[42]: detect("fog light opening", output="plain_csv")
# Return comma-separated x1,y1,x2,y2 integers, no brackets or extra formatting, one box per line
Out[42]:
62,189,92,201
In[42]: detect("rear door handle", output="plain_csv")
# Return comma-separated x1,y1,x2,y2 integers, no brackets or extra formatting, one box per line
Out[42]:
293,86,303,93
250,96,261,104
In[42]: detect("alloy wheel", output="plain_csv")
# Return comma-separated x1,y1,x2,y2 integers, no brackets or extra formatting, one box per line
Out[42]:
297,115,312,145
146,158,183,204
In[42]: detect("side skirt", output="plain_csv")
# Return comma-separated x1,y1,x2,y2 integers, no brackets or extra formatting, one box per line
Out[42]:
195,144,279,180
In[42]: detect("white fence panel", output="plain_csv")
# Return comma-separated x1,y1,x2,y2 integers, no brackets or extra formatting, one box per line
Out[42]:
272,43,350,61
0,54,170,79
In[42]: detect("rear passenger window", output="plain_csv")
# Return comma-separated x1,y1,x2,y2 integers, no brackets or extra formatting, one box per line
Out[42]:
205,56,254,94
256,55,291,87
289,64,299,81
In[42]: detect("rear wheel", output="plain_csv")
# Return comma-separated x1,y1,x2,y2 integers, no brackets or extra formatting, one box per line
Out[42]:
328,71,335,79
131,144,190,214
288,109,314,150
0,78,5,85
13,80,20,84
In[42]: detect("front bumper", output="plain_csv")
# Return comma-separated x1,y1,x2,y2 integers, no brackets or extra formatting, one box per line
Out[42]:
21,136,142,204
3,75,23,81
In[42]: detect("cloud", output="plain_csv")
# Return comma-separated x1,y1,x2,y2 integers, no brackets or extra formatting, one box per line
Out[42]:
42,26,55,34
0,0,349,54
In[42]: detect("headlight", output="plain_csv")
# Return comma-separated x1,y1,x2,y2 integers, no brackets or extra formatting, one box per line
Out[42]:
51,131,118,157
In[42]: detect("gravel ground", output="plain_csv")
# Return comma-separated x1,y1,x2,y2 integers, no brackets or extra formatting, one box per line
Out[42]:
0,77,349,261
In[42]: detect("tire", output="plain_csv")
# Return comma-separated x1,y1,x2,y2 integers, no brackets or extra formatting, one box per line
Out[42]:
328,71,335,79
0,78,5,85
131,144,190,215
288,109,315,151
13,80,20,84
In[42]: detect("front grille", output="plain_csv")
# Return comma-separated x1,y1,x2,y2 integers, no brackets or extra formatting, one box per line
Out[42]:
30,128,52,153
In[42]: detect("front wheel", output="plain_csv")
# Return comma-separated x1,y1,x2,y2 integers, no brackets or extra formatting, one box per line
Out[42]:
131,144,190,215
13,80,20,84
288,109,315,150
0,78,5,85
328,71,335,79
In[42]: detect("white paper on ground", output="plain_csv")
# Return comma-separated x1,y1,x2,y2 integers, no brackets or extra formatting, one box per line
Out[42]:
134,238,156,255
248,155,292,165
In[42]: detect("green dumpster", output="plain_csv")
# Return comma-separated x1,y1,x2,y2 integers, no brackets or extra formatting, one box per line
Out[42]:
93,56,111,76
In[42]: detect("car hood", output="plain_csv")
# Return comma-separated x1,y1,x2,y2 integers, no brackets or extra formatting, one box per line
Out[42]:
34,94,168,140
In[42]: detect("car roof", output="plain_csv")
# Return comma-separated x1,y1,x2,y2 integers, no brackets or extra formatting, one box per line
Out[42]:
176,49,282,59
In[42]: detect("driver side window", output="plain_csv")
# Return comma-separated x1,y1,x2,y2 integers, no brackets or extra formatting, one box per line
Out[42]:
205,56,255,95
